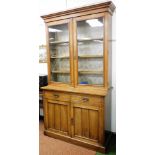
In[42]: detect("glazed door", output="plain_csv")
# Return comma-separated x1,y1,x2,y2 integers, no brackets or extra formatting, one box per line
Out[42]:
46,19,74,85
73,14,106,87
44,98,70,136
71,95,104,144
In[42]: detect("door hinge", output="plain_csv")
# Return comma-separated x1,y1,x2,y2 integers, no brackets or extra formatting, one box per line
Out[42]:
71,118,75,125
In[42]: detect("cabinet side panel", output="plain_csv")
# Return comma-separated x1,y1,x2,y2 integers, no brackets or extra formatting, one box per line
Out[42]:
74,108,82,136
105,91,111,131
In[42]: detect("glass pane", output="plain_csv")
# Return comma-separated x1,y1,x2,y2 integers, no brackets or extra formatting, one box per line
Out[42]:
48,23,70,83
77,17,104,85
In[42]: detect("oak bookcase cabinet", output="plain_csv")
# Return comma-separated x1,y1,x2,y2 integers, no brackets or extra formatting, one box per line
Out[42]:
41,1,115,153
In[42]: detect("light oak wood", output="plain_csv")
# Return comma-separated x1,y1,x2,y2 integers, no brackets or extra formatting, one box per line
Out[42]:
73,16,78,87
44,91,70,102
71,94,102,106
99,107,104,144
43,98,48,130
69,18,74,87
61,105,68,132
54,104,61,130
41,1,115,22
45,99,70,136
46,19,71,26
41,1,115,153
82,109,89,138
74,108,82,136
42,85,108,96
48,102,55,129
104,13,109,88
71,93,102,144
89,110,99,140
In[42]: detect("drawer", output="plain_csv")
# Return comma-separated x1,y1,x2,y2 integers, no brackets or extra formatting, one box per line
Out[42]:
44,91,70,102
71,94,102,107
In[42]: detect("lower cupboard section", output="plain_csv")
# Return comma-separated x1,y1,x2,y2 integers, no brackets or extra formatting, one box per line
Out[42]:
43,91,105,153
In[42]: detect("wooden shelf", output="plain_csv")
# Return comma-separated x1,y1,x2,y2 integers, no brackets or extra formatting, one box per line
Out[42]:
79,70,103,75
52,70,70,74
50,55,103,59
52,70,102,74
51,56,69,59
50,38,103,44
78,37,103,42
78,55,103,58
50,40,69,44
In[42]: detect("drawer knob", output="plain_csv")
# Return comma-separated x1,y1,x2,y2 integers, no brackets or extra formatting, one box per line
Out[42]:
82,97,89,102
53,94,59,98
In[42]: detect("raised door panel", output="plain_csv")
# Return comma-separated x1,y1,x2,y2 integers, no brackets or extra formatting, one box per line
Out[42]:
47,100,70,136
54,104,61,130
74,108,82,136
89,110,99,140
60,105,68,132
48,103,55,129
81,109,89,138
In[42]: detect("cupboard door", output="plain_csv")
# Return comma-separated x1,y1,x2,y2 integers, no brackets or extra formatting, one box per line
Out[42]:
71,95,104,144
73,14,105,86
45,99,70,136
46,19,73,85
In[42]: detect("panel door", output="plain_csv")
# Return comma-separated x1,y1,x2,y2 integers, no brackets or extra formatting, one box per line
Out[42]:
46,19,74,85
71,95,104,144
44,98,70,136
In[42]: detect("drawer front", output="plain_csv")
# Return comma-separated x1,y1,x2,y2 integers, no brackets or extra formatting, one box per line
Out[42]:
44,91,70,102
71,94,102,107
